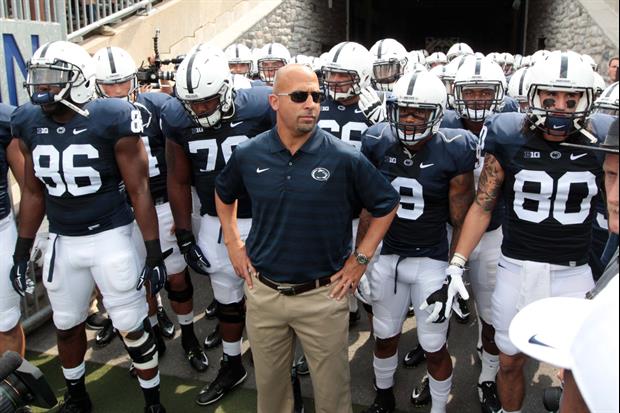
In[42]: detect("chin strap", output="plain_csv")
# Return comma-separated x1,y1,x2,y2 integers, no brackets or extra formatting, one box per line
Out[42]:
575,118,598,143
59,99,90,118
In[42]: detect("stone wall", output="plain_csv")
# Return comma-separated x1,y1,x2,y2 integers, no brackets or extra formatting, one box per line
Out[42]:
235,0,347,56
527,0,618,79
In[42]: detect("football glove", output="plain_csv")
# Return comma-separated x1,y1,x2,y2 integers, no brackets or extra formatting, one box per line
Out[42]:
175,229,210,275
358,86,387,125
420,264,469,324
10,237,35,297
136,240,172,296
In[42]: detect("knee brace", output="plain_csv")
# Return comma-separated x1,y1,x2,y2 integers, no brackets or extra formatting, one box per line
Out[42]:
419,331,448,354
215,299,246,323
165,269,194,303
121,319,159,370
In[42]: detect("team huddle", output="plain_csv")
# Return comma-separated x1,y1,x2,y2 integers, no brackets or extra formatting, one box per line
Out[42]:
0,34,618,413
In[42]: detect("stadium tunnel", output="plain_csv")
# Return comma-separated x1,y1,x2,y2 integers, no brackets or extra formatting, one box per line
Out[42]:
348,0,528,54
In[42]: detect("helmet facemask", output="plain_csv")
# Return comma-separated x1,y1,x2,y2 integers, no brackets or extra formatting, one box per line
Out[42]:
95,74,139,101
180,81,233,128
322,67,361,101
372,58,405,91
26,60,81,106
454,83,504,122
527,85,593,137
387,100,443,145
257,59,286,84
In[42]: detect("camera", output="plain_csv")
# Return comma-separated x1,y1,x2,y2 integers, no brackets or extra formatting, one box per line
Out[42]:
0,351,57,413
542,386,563,413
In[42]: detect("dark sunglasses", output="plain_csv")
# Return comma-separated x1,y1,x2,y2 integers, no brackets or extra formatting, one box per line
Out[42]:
277,90,324,103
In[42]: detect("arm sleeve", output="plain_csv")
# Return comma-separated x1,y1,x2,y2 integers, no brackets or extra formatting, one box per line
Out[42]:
452,131,478,175
352,152,399,217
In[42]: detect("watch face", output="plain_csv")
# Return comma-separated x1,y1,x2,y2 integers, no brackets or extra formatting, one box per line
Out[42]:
356,253,369,265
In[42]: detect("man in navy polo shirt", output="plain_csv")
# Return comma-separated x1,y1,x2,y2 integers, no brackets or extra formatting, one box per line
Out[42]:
215,64,399,413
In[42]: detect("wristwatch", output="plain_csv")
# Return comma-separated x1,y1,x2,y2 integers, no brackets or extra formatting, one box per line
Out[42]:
354,250,371,265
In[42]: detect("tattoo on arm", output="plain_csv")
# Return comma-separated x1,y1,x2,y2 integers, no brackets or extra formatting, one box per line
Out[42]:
449,172,475,229
474,154,504,213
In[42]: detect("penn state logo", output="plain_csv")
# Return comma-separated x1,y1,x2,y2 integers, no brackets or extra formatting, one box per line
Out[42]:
311,167,330,181
550,151,562,160
403,159,414,167
56,127,65,134
337,105,346,111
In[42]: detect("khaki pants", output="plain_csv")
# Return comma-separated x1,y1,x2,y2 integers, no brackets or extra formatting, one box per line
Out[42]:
245,278,352,413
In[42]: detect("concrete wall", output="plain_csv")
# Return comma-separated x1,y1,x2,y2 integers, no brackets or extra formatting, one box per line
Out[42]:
526,0,619,80
235,0,347,56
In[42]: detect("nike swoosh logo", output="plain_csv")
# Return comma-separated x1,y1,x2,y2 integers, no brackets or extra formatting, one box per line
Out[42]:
552,124,565,129
230,121,244,128
570,153,587,160
528,334,554,348
443,134,463,142
256,167,270,173
73,128,88,135
420,163,434,169
354,109,363,114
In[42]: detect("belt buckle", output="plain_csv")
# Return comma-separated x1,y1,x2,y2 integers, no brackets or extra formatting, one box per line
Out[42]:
276,285,296,296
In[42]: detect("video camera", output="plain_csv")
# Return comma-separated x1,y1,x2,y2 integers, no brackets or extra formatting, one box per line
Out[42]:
0,351,57,413
135,28,184,87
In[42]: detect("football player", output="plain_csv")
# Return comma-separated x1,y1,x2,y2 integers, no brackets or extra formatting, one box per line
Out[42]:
93,46,209,372
10,40,168,413
369,38,409,92
162,50,275,406
0,103,25,356
255,42,291,86
359,71,477,413
428,50,602,413
224,43,254,78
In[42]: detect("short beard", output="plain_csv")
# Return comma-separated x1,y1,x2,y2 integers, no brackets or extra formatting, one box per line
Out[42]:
296,123,315,134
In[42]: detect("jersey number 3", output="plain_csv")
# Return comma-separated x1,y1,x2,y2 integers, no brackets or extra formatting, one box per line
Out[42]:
33,144,102,197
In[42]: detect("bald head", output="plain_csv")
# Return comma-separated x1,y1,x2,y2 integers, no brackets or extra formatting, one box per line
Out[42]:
273,64,319,94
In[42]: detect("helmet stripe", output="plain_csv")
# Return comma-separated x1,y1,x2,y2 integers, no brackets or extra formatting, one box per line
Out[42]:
235,44,240,58
407,72,419,95
333,42,348,63
107,47,117,74
518,68,529,95
268,43,273,56
560,53,569,79
39,42,51,58
186,53,198,94
377,40,384,59
474,58,481,75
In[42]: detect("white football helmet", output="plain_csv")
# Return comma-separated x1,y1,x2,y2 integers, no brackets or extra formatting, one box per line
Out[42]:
322,41,372,101
427,51,447,67
406,50,427,72
174,51,234,128
93,46,138,99
369,38,408,91
224,43,253,77
388,71,447,144
256,42,291,84
513,54,523,69
520,55,532,68
188,43,225,59
591,81,618,116
447,42,474,61
453,56,507,121
581,54,598,71
527,50,595,136
530,49,550,66
507,67,531,112
501,52,515,76
592,72,606,99
25,40,95,116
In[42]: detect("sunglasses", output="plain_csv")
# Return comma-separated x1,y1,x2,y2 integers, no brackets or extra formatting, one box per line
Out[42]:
277,90,324,103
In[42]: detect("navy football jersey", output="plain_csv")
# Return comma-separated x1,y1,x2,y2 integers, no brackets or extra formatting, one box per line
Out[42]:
318,98,373,150
483,112,604,265
10,99,140,236
500,96,520,113
441,109,504,231
162,87,274,218
134,92,173,200
362,123,478,260
0,103,16,220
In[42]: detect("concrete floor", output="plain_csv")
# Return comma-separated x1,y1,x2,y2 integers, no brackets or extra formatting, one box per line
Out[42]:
27,272,560,412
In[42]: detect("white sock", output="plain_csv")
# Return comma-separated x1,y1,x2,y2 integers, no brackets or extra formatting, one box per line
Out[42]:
428,372,451,413
62,361,86,380
501,410,522,413
373,354,397,390
138,372,160,389
149,314,157,327
222,340,242,357
156,294,163,307
479,350,500,383
177,311,194,325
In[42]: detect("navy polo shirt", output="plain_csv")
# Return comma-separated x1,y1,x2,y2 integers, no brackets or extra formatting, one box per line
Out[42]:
216,126,399,283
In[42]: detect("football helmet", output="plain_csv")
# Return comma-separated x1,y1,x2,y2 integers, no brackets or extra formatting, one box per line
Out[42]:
592,72,606,99
520,55,532,68
446,42,474,61
453,56,507,121
526,50,595,137
530,49,550,66
174,51,234,128
388,71,447,144
188,43,225,59
256,42,290,84
581,54,598,71
591,81,618,116
93,46,138,100
501,52,515,76
427,51,447,67
513,54,523,70
369,38,408,91
321,41,372,101
406,50,427,72
25,40,95,116
224,43,253,77
507,67,531,112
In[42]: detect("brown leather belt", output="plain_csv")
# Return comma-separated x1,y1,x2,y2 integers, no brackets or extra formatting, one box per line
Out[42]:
258,274,332,296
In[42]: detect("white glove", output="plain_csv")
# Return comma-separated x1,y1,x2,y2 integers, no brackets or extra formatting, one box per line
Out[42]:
358,86,386,125
419,264,469,323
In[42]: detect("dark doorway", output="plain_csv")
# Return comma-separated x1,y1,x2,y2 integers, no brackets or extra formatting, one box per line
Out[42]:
349,0,527,54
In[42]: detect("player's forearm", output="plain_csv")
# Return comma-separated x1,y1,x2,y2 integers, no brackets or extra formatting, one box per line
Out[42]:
17,188,45,239
449,173,475,256
453,202,492,260
355,205,397,257
132,193,160,241
167,179,192,232
215,192,241,247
